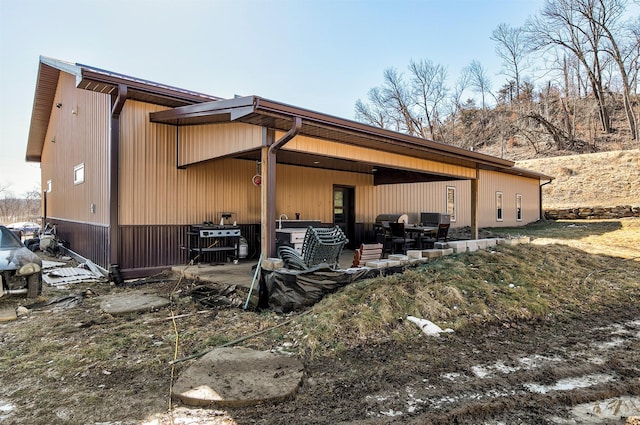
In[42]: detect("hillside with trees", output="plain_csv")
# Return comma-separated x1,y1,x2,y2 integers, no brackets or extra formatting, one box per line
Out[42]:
355,0,639,161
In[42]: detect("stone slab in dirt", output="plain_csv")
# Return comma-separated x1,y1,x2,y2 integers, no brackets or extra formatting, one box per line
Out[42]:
172,347,304,407
0,307,17,322
99,293,170,315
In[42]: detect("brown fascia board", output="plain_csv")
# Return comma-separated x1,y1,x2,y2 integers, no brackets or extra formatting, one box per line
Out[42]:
502,166,555,181
150,95,516,170
26,61,62,162
252,97,515,169
149,96,257,123
78,66,221,106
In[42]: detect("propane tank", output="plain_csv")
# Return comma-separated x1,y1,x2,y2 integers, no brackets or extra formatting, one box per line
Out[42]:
238,237,248,259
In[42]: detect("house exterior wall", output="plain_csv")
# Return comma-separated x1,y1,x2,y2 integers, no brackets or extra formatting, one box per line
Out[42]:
177,122,263,167
477,169,541,227
118,100,541,229
40,72,110,224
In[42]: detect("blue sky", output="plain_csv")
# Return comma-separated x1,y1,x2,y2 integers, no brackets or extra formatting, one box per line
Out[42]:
0,0,546,196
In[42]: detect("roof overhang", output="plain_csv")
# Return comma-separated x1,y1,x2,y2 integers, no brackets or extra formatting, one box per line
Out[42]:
150,96,519,175
26,56,220,162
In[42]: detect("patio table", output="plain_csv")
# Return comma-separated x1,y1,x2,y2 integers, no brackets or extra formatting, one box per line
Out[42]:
405,225,438,249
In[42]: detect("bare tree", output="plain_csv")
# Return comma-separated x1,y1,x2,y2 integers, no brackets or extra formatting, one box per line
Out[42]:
491,23,530,102
466,60,494,110
592,0,639,140
526,0,612,133
355,88,393,130
355,62,449,140
408,59,448,140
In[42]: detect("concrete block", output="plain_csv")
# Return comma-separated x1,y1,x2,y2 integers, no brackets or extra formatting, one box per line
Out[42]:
466,240,478,252
406,250,423,259
365,260,389,269
262,258,284,270
519,236,531,244
408,258,422,265
495,238,506,245
385,260,402,267
388,254,409,262
447,241,467,253
484,239,497,247
434,242,449,249
440,248,454,256
501,238,519,246
422,249,443,259
476,239,488,249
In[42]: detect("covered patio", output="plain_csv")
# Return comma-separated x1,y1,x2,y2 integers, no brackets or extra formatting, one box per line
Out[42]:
150,96,520,260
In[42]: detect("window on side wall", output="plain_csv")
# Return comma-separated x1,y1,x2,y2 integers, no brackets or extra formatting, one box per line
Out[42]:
516,194,523,221
496,191,503,221
446,186,456,222
73,163,85,185
46,179,52,193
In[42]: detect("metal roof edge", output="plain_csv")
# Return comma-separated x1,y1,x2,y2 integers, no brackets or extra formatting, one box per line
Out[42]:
252,96,516,169
25,57,66,162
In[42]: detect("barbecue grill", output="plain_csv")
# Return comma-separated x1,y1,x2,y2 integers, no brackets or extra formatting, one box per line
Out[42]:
374,214,409,224
419,212,450,226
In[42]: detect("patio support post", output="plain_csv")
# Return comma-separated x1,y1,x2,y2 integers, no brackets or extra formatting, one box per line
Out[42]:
260,131,273,260
264,117,302,258
471,170,479,240
109,84,127,268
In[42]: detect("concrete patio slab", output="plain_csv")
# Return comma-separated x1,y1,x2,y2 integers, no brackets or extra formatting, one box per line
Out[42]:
172,347,304,407
100,293,171,315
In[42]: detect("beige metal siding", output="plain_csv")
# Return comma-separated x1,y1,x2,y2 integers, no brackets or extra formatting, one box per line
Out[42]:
119,103,541,229
359,180,471,227
40,72,110,224
477,169,540,227
178,123,263,167
278,167,370,223
281,133,477,179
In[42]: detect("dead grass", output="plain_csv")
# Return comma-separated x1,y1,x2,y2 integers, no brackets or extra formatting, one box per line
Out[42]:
293,218,640,357
1,219,639,423
517,150,640,209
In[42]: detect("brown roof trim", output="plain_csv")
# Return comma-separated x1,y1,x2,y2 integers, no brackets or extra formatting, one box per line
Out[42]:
501,166,555,181
150,95,517,170
26,56,221,162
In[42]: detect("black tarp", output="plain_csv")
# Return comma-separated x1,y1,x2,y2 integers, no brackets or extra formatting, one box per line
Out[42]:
259,264,381,313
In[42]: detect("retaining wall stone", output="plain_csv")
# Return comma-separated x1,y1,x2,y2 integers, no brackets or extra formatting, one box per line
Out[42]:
545,205,640,220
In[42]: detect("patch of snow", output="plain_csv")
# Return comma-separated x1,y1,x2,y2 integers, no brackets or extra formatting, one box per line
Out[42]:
524,373,614,394
0,400,15,421
380,409,403,417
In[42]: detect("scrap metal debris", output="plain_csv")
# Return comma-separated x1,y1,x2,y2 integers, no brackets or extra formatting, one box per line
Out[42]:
189,284,244,309
41,259,106,287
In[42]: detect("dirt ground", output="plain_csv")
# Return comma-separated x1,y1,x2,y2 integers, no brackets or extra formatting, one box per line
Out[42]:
1,253,639,425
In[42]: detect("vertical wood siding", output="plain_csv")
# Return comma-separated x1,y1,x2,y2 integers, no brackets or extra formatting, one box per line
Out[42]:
40,73,110,224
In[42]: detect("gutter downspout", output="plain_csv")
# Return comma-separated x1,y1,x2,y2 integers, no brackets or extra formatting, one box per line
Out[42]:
265,117,302,258
109,84,128,271
539,179,553,220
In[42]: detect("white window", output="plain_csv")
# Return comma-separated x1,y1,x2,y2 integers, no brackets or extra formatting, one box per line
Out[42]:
73,163,85,185
446,186,456,222
46,179,52,193
496,192,504,221
516,194,523,221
